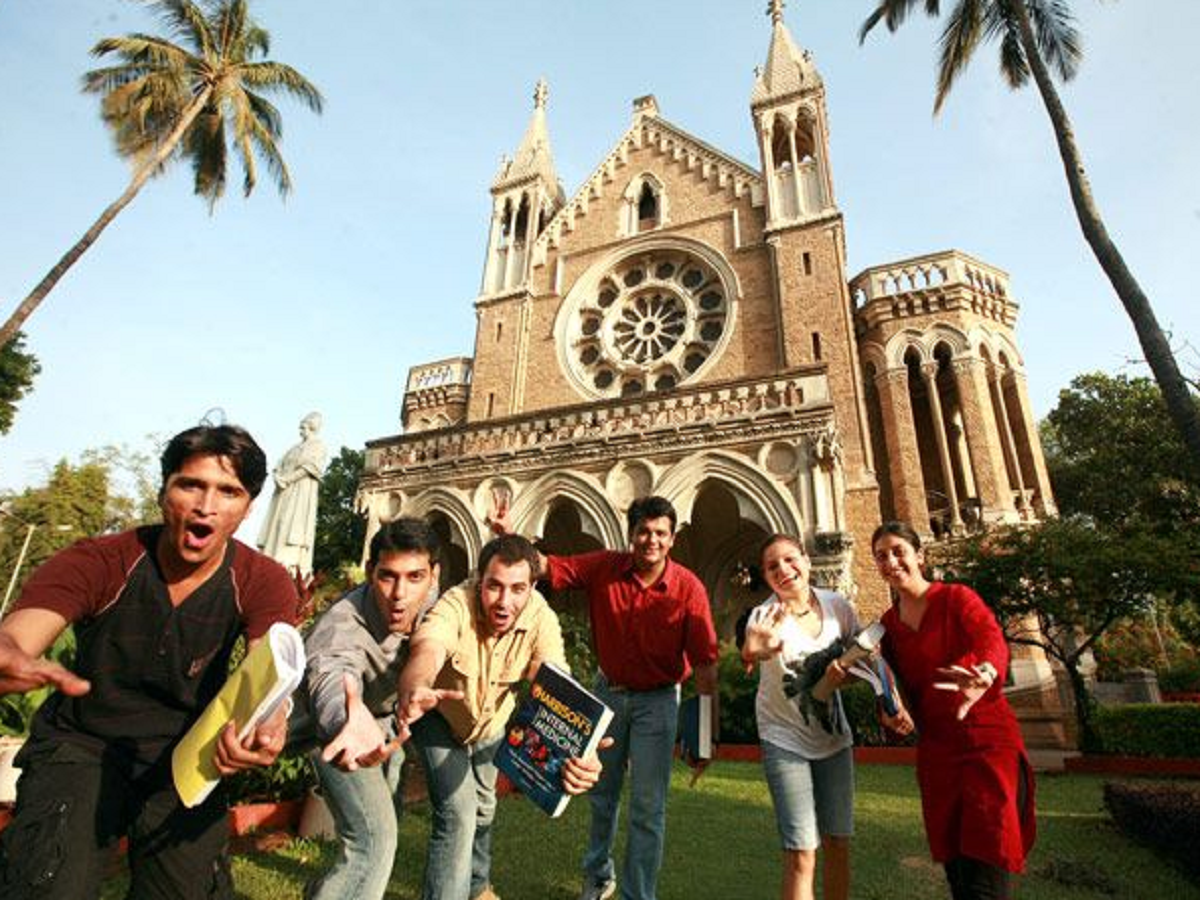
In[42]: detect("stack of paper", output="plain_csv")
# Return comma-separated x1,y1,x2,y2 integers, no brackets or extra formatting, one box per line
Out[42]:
172,622,306,807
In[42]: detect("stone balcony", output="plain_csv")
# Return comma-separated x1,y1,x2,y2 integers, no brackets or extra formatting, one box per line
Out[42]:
851,249,1019,331
401,357,474,432
366,367,833,484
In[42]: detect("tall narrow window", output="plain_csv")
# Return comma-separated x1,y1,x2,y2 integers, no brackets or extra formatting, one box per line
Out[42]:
637,181,659,231
802,252,812,276
811,331,822,361
513,195,530,247
495,321,503,342
486,392,495,418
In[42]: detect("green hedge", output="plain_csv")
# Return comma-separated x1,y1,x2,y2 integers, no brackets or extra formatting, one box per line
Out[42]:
1104,781,1200,879
1090,703,1200,758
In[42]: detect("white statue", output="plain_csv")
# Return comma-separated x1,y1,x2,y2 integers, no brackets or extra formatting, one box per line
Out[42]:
257,412,327,575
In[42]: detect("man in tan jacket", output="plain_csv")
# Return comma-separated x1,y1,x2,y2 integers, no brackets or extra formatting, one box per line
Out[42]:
397,534,605,900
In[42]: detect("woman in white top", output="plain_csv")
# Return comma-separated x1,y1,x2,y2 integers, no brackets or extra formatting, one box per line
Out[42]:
740,534,857,900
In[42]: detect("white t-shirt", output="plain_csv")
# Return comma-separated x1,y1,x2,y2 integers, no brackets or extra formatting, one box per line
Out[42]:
751,588,859,760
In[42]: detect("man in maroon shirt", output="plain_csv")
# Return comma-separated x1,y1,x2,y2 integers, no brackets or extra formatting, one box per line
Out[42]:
0,424,297,900
492,495,718,900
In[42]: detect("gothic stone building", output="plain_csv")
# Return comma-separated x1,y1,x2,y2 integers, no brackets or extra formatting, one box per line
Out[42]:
358,8,1059,728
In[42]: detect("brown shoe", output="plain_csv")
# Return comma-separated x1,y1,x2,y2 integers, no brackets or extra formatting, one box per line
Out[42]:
472,886,502,900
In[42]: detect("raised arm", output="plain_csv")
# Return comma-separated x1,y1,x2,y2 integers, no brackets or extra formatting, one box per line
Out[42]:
484,495,548,577
394,634,459,742
0,608,88,697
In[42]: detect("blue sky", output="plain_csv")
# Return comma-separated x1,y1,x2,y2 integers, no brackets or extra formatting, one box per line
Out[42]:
1,0,1197,539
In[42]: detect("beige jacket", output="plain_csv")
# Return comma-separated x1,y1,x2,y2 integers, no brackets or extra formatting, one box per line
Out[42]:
416,578,566,745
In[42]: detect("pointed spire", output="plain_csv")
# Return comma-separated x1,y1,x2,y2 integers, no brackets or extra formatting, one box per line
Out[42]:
752,0,822,105
493,78,560,191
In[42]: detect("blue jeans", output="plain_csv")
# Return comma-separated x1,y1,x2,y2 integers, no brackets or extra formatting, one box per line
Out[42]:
583,676,680,900
306,737,405,900
760,742,854,851
411,711,502,900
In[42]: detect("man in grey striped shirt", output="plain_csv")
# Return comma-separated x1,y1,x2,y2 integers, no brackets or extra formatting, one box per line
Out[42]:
292,517,459,900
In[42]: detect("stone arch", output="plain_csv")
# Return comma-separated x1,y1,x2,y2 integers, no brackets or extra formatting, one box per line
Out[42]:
509,470,625,548
403,487,483,564
919,323,970,359
655,449,802,536
885,328,930,369
621,171,668,235
857,341,887,378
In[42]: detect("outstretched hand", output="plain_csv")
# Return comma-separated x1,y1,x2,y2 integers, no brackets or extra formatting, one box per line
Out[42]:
0,632,90,698
322,673,400,771
741,601,785,663
395,685,465,743
932,663,995,720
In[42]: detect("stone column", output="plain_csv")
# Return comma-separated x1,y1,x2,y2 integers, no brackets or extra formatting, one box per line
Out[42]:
951,357,1015,522
1007,371,1057,517
988,365,1030,516
785,119,804,216
481,207,503,294
875,368,930,529
501,196,518,291
760,119,779,225
922,363,962,532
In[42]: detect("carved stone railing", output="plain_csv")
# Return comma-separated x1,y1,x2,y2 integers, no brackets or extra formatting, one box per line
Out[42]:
405,356,473,392
366,368,832,483
850,250,1018,329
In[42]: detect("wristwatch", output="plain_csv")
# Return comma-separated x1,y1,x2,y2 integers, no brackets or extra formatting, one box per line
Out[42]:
976,661,998,687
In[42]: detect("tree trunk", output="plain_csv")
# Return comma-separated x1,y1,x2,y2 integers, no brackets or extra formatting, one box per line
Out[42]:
0,88,213,347
1064,656,1096,750
1008,0,1200,467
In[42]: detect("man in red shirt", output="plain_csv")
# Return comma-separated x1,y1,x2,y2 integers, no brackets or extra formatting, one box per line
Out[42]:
492,495,718,900
0,424,297,899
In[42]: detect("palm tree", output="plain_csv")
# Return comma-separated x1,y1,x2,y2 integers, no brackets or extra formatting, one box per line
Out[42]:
860,0,1200,466
0,0,322,347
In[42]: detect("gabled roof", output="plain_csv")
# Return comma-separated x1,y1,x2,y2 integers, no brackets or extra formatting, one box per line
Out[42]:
536,102,763,255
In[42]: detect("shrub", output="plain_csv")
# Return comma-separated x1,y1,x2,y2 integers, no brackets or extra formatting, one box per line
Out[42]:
1104,781,1200,880
226,749,316,803
1089,703,1200,757
558,609,598,688
1159,656,1200,694
716,642,757,744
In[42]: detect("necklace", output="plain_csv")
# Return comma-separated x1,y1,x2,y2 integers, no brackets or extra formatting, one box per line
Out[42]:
783,596,815,618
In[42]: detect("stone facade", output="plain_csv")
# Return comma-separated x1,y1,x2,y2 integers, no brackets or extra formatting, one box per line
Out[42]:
360,8,1056,649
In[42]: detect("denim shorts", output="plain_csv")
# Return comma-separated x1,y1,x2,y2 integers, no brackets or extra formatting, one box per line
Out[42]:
761,741,854,851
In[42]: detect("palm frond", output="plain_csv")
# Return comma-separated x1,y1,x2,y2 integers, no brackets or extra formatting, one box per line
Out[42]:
1027,0,1081,81
88,33,194,72
245,113,291,197
933,0,985,113
146,0,213,56
860,0,936,41
239,62,324,113
187,104,228,208
997,26,1029,88
245,91,283,140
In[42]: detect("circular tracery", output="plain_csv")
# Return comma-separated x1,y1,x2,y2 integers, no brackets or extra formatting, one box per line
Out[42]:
562,248,732,399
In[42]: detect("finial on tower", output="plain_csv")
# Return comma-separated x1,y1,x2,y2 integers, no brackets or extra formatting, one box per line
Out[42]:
533,78,549,110
768,0,785,26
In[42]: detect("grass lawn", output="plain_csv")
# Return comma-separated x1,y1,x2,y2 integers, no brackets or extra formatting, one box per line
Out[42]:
102,762,1198,898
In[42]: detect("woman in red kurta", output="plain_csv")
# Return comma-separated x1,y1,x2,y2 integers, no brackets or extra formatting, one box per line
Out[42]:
871,522,1035,900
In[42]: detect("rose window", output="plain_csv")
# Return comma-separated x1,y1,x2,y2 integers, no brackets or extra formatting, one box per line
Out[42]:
560,248,733,399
